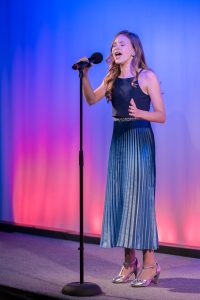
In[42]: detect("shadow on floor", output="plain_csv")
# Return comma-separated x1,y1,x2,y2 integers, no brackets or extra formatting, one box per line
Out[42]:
0,285,66,300
156,278,200,294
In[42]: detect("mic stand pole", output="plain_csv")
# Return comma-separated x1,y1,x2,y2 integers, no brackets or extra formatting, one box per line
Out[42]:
62,68,102,297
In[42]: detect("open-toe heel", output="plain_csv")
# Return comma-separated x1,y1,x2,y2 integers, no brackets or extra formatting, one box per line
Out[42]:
131,262,161,287
112,257,140,284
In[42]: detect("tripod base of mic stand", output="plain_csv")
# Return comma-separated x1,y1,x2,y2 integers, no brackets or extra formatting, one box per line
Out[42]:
62,282,102,297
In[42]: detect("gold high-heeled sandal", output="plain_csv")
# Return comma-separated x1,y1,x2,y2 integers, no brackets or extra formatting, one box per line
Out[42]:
131,262,161,287
112,257,140,284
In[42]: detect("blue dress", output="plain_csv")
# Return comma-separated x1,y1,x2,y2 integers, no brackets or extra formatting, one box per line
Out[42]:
100,77,159,250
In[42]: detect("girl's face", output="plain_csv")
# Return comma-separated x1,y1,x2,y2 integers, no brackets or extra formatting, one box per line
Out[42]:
112,34,135,65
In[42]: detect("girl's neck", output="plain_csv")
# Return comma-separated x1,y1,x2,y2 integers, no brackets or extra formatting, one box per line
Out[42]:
119,63,135,78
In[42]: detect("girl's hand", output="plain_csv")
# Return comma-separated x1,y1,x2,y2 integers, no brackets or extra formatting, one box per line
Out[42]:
77,57,92,76
128,98,141,118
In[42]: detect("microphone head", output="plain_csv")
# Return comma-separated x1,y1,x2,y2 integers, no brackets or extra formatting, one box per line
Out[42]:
89,52,103,64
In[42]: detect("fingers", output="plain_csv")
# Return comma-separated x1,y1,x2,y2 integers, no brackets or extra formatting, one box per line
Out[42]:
78,57,89,63
129,98,136,110
128,106,135,116
130,98,136,106
128,98,137,117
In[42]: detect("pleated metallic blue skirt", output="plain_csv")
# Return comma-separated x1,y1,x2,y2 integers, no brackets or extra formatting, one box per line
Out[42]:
100,119,159,250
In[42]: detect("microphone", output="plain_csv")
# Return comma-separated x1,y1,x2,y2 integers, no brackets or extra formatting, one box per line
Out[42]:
72,52,103,70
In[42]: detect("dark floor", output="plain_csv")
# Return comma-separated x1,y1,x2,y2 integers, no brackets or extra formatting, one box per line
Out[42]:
0,231,200,300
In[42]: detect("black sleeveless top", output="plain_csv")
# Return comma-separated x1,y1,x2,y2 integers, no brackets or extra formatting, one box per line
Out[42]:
111,77,151,118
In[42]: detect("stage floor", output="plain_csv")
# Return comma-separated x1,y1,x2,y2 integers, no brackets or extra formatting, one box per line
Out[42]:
0,231,199,300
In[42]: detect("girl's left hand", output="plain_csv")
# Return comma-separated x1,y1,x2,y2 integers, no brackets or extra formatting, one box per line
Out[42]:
128,98,140,118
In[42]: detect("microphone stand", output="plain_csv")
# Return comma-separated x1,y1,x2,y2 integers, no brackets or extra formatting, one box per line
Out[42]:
62,68,102,296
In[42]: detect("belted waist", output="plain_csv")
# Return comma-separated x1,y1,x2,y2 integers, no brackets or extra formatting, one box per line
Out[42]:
113,117,139,121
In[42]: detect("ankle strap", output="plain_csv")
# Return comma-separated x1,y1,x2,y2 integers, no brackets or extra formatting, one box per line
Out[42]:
123,257,137,268
142,263,157,270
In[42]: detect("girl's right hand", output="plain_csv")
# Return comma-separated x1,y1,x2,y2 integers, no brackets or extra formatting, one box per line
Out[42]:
77,57,92,76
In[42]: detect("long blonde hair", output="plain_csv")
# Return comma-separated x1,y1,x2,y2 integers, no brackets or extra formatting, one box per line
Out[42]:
104,30,149,100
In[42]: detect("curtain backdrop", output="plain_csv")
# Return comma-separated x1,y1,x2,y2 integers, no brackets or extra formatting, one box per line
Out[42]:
0,0,200,249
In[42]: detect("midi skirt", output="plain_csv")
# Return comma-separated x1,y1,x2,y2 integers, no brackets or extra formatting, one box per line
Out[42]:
100,119,159,250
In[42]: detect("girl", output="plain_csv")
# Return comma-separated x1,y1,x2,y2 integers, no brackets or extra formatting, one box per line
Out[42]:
82,30,166,287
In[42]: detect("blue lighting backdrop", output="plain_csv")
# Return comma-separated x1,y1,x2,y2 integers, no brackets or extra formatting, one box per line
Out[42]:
0,0,200,248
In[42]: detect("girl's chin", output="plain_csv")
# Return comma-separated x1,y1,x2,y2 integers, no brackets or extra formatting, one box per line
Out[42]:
115,60,123,65
114,59,128,65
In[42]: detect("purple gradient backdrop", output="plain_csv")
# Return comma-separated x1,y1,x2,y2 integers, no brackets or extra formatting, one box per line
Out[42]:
0,0,200,249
